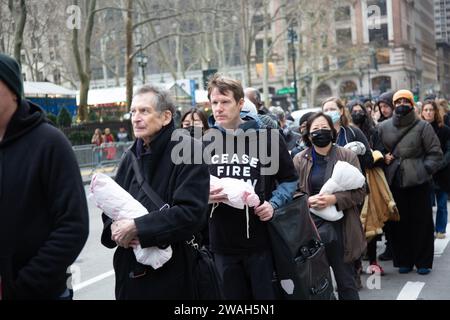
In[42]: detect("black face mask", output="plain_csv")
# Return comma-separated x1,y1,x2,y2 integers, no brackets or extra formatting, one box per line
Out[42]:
310,129,333,148
185,126,202,138
395,105,413,116
351,113,366,125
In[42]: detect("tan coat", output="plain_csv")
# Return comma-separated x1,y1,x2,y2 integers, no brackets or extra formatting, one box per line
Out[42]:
361,166,400,239
293,145,367,263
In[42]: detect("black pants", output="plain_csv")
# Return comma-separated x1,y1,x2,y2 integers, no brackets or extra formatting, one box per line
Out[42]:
391,183,434,269
323,221,359,300
214,250,276,300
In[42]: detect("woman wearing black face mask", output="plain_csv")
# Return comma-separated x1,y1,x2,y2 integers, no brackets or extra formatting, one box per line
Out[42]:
181,108,210,138
347,101,377,149
378,90,443,275
293,112,367,300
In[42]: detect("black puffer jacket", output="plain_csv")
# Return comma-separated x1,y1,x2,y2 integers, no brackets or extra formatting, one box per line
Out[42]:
0,100,89,299
101,122,210,300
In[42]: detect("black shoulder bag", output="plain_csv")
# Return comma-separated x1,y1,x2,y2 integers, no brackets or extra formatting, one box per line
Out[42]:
129,152,223,300
261,175,335,300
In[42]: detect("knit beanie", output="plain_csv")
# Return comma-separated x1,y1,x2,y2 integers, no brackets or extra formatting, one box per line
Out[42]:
0,53,24,100
393,90,415,106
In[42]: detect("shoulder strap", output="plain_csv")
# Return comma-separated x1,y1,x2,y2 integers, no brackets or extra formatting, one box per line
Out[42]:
390,120,420,154
129,152,169,211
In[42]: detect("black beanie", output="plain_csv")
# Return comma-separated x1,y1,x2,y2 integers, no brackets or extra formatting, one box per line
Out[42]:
0,53,24,100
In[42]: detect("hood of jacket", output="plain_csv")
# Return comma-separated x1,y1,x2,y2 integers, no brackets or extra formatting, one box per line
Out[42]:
0,100,47,148
208,115,260,134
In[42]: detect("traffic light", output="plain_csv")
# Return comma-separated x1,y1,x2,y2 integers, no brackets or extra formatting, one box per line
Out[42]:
202,69,218,90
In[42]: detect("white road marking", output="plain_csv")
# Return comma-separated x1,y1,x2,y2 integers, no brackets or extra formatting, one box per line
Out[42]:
396,282,425,300
73,270,115,292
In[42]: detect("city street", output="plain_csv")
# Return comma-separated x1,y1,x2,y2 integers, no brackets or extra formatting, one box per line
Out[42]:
73,185,450,300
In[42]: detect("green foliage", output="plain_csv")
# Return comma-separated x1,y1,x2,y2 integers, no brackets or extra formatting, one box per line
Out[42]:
67,130,92,146
88,109,99,122
46,113,58,126
57,107,72,128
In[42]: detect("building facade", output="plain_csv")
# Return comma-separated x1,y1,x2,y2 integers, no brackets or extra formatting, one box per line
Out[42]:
435,0,450,98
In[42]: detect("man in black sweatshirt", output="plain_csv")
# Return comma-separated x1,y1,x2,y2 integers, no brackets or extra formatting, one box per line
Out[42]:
206,74,298,299
0,54,89,299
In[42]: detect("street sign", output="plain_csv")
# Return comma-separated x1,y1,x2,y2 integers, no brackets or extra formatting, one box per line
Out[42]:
277,87,296,95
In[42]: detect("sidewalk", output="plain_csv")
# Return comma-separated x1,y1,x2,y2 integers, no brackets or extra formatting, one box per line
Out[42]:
80,165,118,185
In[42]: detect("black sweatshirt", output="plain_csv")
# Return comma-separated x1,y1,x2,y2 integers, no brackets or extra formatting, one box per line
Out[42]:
0,100,89,299
205,119,298,255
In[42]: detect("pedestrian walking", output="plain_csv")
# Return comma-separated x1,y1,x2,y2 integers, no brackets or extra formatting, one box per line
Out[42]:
206,74,298,300
420,100,450,239
378,90,443,275
101,84,210,299
293,112,366,300
0,53,89,300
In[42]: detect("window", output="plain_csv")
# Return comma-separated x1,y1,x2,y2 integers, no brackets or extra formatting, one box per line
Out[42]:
336,28,352,45
252,14,270,32
255,38,272,63
32,52,43,62
322,57,330,72
37,71,44,82
376,48,390,65
367,0,387,16
369,24,388,45
53,70,61,84
335,6,351,22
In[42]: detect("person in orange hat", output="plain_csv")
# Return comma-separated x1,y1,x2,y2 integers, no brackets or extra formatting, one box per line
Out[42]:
377,89,443,275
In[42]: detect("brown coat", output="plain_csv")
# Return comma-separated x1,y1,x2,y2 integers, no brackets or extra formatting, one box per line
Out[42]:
293,145,367,263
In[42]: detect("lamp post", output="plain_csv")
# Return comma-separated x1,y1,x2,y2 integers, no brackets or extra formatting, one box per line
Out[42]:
288,25,298,111
136,44,148,85
303,74,312,108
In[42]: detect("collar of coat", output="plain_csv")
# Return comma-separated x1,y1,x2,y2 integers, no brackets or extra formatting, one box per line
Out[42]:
135,120,175,159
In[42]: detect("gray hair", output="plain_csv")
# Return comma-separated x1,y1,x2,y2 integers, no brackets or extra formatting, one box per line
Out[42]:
134,84,176,114
269,106,285,122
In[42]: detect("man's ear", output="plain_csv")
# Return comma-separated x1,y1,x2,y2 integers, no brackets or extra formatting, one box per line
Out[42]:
162,110,173,126
238,98,244,112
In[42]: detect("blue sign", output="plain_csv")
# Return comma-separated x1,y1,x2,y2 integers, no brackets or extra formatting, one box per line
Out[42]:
190,79,196,106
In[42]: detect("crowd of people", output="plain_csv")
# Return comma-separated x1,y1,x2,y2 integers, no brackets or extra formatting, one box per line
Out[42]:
1,52,449,301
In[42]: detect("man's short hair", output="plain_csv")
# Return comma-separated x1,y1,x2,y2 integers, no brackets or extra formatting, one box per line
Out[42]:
207,74,244,103
245,87,262,107
134,84,175,114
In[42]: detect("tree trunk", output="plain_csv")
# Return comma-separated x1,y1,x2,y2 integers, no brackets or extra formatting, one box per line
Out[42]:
240,1,252,87
100,38,109,87
262,0,270,107
125,0,134,109
12,0,27,64
72,0,97,122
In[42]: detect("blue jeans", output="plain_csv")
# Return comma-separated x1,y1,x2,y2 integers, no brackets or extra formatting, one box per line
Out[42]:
431,188,449,233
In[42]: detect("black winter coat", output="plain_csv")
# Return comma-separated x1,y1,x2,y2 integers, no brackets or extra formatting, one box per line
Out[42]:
101,122,210,300
0,100,89,299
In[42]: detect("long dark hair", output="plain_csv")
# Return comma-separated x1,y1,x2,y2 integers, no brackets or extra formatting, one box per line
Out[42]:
347,100,375,142
180,108,210,130
302,112,338,148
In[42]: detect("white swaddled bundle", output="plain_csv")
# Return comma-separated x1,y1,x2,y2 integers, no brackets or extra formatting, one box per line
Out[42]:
89,173,172,269
209,175,261,238
310,161,366,221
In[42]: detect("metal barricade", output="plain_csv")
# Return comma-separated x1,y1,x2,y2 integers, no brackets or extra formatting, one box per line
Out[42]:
73,141,134,176
73,144,97,168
